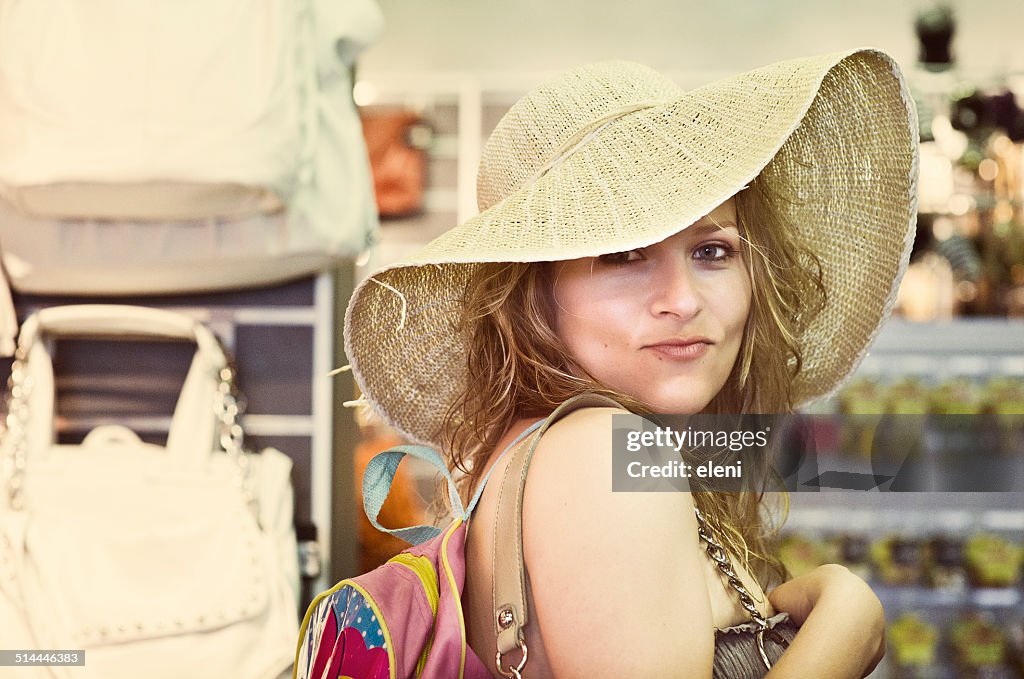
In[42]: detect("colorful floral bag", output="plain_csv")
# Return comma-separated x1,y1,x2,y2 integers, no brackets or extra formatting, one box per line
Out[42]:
294,395,619,679
294,518,489,679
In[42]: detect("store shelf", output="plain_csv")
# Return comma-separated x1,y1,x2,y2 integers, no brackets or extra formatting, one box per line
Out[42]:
875,585,1022,610
871,319,1024,354
856,318,1024,381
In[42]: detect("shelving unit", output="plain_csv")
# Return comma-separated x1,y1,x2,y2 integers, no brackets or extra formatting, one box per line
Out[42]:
0,270,360,606
789,320,1024,678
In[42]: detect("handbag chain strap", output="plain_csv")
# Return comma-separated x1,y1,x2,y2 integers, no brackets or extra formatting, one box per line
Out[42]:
4,346,259,525
693,506,789,671
214,364,261,527
5,345,30,510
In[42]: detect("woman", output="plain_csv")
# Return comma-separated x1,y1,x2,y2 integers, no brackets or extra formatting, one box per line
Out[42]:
343,49,917,677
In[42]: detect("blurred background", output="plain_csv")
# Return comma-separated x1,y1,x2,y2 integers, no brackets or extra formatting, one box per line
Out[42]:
0,1,1021,676
354,2,1024,677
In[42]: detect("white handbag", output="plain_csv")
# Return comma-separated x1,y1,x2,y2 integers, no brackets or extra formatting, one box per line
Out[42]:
0,305,299,679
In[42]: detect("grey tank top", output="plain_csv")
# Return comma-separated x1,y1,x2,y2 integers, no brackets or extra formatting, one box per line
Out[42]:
713,613,799,678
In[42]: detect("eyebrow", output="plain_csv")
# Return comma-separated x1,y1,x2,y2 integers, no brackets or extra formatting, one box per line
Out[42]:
688,220,739,234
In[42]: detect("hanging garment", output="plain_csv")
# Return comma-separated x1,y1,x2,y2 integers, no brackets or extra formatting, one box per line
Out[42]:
0,0,384,350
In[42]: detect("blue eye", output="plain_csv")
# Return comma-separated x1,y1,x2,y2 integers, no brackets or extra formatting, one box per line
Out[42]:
694,243,736,262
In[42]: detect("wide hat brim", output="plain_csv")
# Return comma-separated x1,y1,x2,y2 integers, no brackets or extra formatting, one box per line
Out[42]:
346,48,919,448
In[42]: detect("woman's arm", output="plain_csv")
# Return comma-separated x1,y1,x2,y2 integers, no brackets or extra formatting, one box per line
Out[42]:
519,408,885,678
766,564,886,679
522,408,716,678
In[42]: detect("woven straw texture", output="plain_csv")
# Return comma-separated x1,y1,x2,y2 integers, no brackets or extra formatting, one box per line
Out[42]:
346,48,919,448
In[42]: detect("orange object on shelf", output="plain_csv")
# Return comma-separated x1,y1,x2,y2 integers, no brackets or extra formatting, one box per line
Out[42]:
354,428,429,573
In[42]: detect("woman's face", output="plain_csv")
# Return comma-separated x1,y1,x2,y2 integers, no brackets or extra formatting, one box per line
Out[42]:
551,198,751,414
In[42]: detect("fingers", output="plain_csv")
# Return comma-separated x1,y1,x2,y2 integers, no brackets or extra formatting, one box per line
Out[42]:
767,577,814,625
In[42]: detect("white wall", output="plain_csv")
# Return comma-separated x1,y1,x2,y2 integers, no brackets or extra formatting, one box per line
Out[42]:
359,0,1024,82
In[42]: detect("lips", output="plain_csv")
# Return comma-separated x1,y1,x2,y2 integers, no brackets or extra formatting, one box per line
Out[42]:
644,338,712,359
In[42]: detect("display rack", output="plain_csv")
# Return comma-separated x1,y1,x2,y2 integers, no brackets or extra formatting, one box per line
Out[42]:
0,270,360,607
791,321,1024,678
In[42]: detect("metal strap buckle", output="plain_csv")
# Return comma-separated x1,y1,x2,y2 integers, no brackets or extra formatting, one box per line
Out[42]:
496,638,528,678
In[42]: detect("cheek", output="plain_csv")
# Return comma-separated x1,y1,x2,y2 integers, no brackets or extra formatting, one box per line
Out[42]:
552,264,598,337
713,273,752,338
553,282,634,360
555,298,623,350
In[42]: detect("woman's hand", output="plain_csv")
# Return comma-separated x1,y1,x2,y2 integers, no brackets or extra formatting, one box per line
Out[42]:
765,564,886,678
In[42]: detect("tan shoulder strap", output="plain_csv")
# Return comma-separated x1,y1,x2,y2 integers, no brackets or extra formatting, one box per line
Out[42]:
490,393,623,675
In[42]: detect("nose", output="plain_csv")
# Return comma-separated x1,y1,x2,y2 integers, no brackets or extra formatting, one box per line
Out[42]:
648,255,702,320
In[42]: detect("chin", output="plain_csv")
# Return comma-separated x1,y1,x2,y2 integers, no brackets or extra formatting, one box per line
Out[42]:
642,391,713,416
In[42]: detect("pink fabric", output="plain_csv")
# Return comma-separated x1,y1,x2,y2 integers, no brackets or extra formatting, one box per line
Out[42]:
414,522,490,678
297,520,492,679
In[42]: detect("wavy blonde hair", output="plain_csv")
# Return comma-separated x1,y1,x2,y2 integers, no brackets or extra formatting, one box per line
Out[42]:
441,172,827,590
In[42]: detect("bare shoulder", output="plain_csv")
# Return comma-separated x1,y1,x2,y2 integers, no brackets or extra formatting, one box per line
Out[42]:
521,407,714,677
526,407,696,520
524,406,699,550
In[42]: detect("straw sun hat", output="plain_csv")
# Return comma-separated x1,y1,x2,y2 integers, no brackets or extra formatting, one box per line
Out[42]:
346,48,919,448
